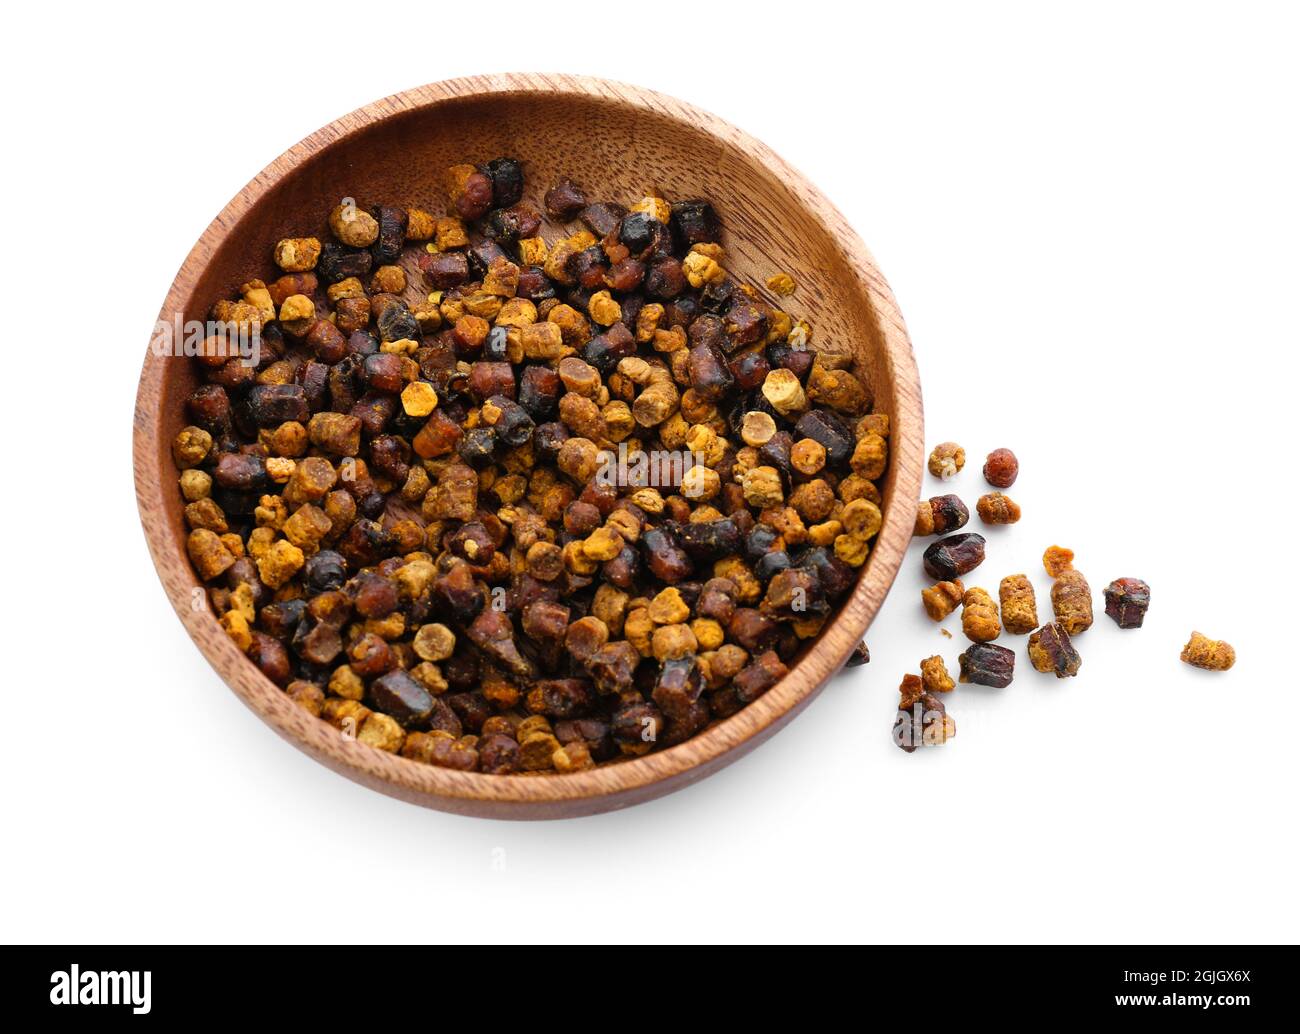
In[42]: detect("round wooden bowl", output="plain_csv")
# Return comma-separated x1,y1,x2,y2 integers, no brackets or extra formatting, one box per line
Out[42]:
133,74,922,819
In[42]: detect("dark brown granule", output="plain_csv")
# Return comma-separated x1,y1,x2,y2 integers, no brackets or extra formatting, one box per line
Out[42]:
957,643,1015,688
1027,622,1081,678
922,533,986,581
1103,577,1150,629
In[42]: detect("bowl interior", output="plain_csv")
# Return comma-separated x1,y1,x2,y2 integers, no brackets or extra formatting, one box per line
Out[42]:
139,79,920,818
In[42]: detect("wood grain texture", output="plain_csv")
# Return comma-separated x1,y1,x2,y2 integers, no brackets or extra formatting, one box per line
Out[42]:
132,74,923,819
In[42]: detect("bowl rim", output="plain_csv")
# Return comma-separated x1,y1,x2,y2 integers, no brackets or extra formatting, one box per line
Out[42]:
133,73,923,818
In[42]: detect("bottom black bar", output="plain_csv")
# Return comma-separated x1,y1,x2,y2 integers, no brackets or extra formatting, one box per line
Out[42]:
1,945,1290,1022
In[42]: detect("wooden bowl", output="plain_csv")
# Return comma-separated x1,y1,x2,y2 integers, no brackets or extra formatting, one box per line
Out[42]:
133,74,922,819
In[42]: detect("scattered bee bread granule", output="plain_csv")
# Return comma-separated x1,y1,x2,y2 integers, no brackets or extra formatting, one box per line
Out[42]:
927,441,965,480
1180,632,1235,671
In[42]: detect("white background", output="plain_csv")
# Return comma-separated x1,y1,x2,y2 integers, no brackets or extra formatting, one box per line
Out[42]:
2,1,1295,944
